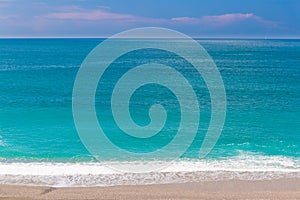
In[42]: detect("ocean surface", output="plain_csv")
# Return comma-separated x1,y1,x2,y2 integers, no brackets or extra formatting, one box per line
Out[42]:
0,38,299,186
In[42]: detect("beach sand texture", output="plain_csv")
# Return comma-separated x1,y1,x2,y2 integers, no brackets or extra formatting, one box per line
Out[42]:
1,178,299,200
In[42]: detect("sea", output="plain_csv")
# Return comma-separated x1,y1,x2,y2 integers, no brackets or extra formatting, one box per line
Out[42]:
0,38,299,186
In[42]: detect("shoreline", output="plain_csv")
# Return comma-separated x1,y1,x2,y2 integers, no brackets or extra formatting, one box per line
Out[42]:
1,178,299,200
1,158,299,187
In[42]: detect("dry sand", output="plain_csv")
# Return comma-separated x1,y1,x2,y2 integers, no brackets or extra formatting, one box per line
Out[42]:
0,178,299,200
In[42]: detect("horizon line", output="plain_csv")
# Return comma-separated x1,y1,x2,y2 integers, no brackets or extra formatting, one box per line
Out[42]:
1,36,300,39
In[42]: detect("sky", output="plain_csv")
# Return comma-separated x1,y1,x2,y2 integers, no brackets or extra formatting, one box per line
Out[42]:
0,0,299,38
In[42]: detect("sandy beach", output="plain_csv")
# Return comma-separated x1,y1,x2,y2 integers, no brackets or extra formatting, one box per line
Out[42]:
0,178,299,200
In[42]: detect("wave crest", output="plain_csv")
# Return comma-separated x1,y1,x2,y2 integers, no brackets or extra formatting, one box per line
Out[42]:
0,154,299,187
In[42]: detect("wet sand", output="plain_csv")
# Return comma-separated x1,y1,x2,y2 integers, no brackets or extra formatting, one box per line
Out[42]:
0,178,299,200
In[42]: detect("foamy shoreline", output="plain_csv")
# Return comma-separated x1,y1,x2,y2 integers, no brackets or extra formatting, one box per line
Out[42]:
0,158,299,187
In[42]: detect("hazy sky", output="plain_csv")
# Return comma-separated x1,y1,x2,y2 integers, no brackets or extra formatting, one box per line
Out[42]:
0,0,299,38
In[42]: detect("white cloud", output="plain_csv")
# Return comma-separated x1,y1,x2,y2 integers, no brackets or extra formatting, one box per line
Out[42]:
171,13,278,28
46,8,135,21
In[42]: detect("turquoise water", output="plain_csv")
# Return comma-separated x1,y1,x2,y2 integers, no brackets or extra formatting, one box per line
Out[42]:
0,39,299,171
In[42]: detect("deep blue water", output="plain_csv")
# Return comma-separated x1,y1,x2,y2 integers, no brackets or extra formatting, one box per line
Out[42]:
0,38,299,165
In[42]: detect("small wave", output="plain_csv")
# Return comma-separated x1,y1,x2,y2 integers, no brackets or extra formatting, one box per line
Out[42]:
0,154,299,187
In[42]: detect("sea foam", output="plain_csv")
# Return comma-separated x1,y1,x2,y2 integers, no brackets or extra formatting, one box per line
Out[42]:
0,154,299,187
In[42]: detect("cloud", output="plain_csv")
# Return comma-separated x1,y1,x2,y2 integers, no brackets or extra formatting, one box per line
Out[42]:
202,13,254,23
42,7,169,27
44,6,277,29
171,17,199,23
171,13,278,28
46,9,135,21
